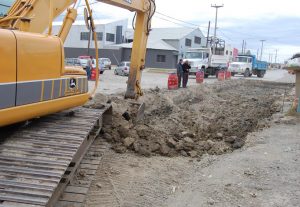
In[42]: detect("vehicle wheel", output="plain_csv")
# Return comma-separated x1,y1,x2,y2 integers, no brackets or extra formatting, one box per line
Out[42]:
244,69,250,77
231,72,235,76
257,70,265,78
114,70,118,75
204,74,209,78
100,71,104,74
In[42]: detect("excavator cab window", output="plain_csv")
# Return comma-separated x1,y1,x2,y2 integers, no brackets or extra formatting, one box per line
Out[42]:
0,0,14,17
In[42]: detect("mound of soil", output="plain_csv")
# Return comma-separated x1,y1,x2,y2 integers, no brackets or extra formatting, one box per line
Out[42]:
89,80,291,157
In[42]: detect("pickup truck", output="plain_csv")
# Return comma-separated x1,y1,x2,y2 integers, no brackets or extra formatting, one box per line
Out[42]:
228,55,268,78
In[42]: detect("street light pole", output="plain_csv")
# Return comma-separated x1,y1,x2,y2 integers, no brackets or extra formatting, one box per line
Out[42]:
260,40,266,61
211,4,224,55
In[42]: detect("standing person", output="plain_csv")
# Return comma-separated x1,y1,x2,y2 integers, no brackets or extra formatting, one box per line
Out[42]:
86,56,93,80
182,60,191,88
176,59,183,87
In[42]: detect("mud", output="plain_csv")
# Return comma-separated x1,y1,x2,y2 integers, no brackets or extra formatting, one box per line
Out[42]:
88,80,292,157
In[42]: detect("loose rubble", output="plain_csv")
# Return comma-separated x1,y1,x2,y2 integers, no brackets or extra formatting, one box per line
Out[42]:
88,80,292,157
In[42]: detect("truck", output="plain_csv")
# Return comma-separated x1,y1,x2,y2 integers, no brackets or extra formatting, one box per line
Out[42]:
228,55,268,78
184,38,235,78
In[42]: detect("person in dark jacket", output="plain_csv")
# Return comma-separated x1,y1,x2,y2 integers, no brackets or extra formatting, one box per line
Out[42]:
182,60,191,88
176,59,183,87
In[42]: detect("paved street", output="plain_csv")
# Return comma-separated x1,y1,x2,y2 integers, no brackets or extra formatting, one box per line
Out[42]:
89,69,295,95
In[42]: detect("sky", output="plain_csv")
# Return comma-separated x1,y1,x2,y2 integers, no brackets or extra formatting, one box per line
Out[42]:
0,0,14,16
1,0,295,63
72,0,300,63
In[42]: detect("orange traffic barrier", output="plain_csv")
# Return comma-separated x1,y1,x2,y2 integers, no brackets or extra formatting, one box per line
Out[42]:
218,71,225,81
225,71,231,80
196,71,204,83
90,69,97,81
168,73,178,90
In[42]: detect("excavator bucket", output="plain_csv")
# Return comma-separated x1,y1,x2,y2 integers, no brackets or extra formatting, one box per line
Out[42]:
122,102,145,124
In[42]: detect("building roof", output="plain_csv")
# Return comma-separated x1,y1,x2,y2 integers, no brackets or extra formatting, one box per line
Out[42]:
113,38,177,51
109,39,177,51
119,27,202,51
150,27,198,40
126,27,198,41
53,19,127,26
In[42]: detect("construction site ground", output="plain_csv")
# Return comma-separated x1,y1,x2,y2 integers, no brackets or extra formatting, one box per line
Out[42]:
80,69,299,207
1,69,298,207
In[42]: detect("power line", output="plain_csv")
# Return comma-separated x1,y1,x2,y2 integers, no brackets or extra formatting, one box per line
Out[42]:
155,11,201,28
0,3,10,7
153,16,195,28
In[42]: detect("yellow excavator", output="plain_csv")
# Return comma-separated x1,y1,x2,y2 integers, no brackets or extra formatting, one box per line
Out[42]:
0,0,155,127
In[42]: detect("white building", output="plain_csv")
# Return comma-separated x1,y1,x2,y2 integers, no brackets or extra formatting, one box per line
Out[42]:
125,27,206,59
53,19,128,49
53,18,207,68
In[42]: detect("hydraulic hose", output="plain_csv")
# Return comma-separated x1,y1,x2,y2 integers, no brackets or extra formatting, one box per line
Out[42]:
84,0,99,98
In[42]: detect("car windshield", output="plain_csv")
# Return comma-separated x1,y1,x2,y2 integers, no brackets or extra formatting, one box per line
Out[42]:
0,0,14,17
185,52,204,59
80,59,88,64
236,57,249,63
99,58,110,63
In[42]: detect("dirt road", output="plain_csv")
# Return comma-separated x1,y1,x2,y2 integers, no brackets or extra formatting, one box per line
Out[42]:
166,120,300,207
82,70,299,207
85,118,300,207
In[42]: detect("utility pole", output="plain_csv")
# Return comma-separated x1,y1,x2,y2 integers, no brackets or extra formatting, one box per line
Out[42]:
211,4,224,55
260,40,266,61
257,48,259,58
206,21,211,48
275,49,278,64
242,40,244,54
270,54,273,63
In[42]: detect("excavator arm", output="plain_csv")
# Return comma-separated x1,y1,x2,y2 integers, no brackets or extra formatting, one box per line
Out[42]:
98,0,156,99
0,0,77,33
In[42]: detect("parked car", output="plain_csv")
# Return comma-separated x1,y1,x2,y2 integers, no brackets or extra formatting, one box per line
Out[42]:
114,61,130,76
78,56,91,68
99,58,112,70
92,59,105,74
65,58,81,66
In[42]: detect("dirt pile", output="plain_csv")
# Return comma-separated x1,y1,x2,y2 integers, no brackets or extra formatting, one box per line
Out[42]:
90,80,292,157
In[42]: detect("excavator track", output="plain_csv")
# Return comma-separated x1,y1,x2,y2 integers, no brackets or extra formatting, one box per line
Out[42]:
0,105,112,207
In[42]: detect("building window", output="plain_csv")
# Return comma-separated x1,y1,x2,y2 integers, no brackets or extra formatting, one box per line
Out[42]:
185,38,192,47
157,55,166,63
226,50,229,55
81,32,103,41
93,32,103,41
80,32,90,40
106,33,115,42
194,36,201,44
